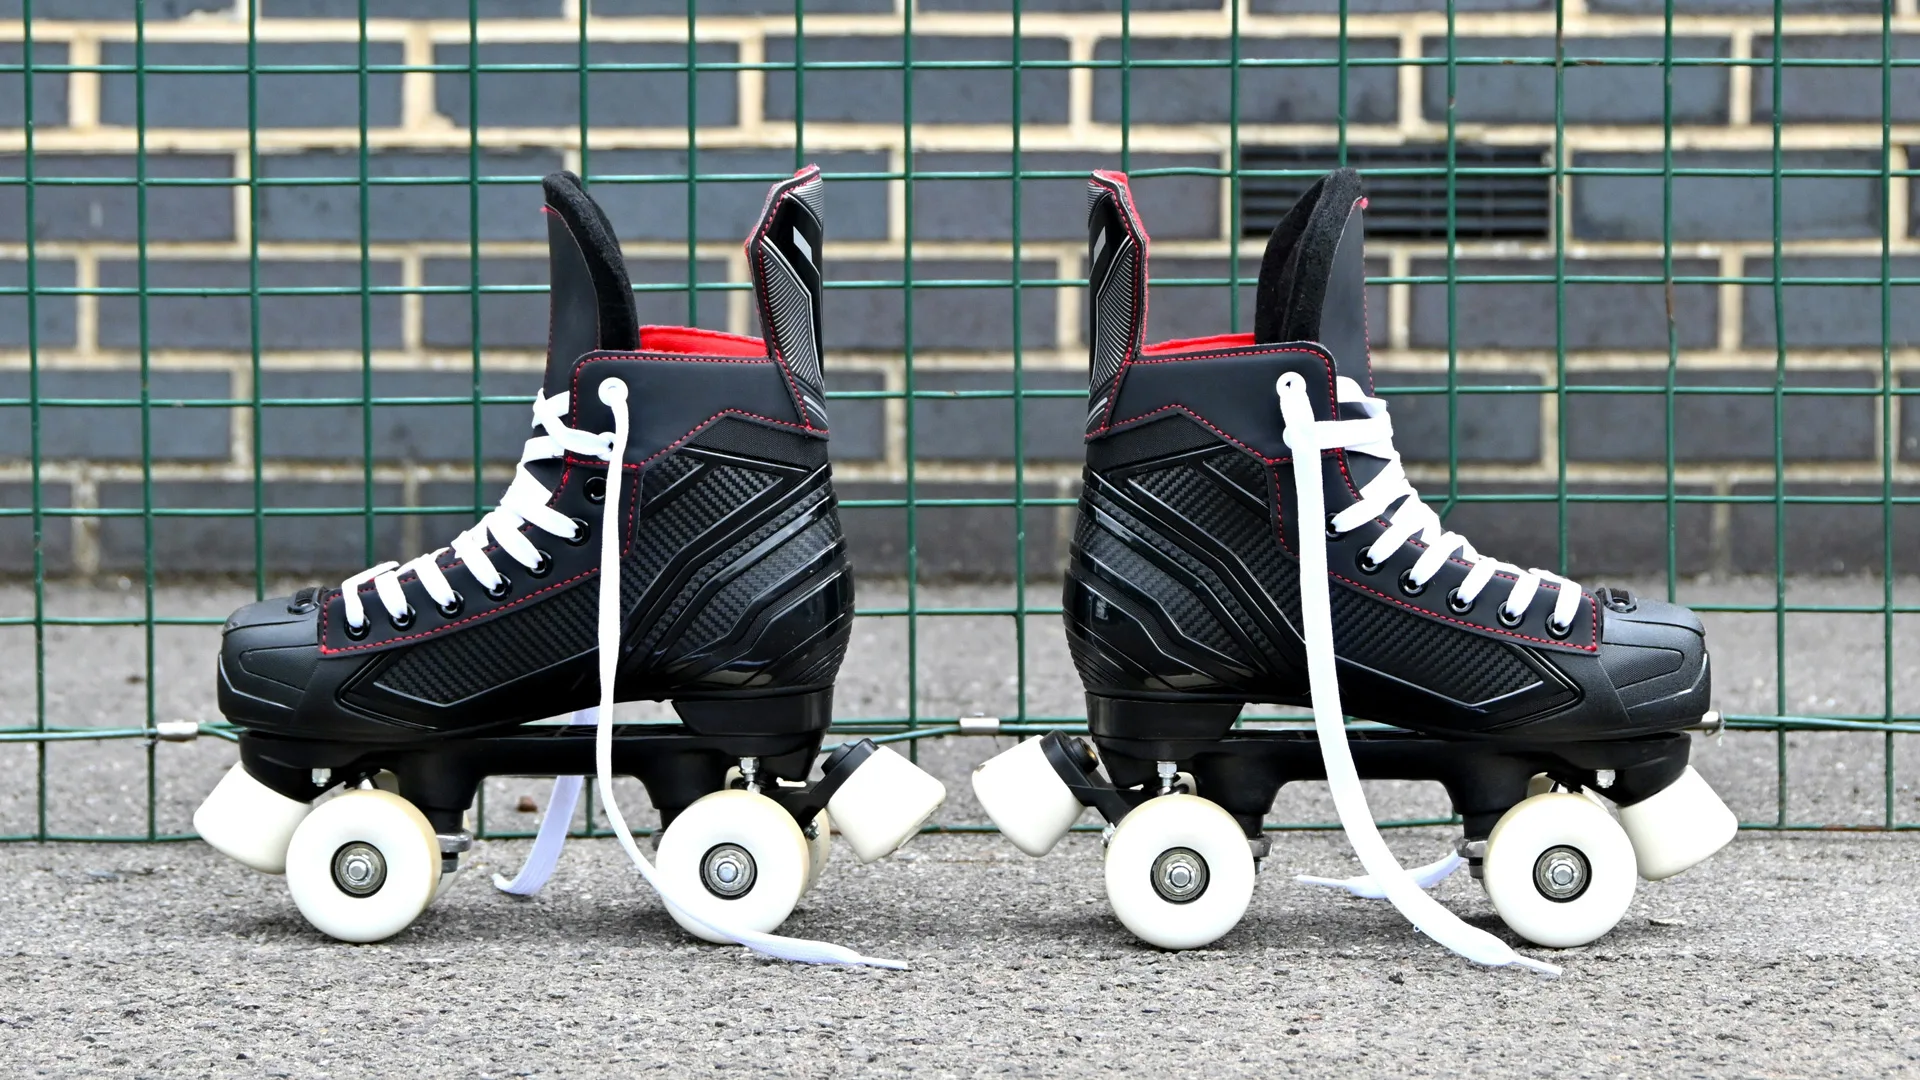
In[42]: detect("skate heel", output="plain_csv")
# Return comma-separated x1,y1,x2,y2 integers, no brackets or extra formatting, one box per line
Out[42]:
823,743,947,863
971,736,1088,856
1616,765,1738,880
193,762,314,875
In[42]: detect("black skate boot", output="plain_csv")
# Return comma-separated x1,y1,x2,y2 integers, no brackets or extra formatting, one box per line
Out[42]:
972,168,1734,968
195,167,944,960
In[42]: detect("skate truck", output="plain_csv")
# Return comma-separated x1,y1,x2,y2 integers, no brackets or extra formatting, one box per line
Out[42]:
195,167,945,966
971,168,1738,973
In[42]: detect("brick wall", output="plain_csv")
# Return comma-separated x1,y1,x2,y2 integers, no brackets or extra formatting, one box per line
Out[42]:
1,1,1916,582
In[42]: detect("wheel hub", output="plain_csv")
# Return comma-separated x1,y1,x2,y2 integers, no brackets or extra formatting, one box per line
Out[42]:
331,841,388,898
1151,847,1209,904
1533,845,1590,902
701,843,757,899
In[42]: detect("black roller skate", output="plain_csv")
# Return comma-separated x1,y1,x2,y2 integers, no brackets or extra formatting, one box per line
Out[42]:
195,167,945,962
971,168,1734,970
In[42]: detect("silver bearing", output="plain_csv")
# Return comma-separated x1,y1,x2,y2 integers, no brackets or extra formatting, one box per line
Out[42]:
1150,847,1209,904
700,843,757,900
1533,845,1591,902
331,841,388,898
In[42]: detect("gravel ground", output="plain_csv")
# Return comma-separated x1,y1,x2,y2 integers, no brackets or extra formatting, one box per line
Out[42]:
1,576,1917,1078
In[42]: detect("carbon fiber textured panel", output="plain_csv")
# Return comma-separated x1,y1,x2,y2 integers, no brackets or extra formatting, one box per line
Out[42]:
1076,514,1240,656
638,482,831,655
1328,586,1539,705
680,517,838,653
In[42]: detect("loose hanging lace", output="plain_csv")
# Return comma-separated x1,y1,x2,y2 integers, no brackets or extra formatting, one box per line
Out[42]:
343,381,902,969
1276,371,1559,977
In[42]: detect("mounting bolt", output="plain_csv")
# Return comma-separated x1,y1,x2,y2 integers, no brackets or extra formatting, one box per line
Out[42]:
1593,769,1616,790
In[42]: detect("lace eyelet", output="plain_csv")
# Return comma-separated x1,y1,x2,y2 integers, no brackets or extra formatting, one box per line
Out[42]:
566,517,591,546
584,475,606,505
1446,588,1474,614
344,619,370,641
388,606,416,631
487,576,512,601
1325,514,1343,540
437,592,464,618
1498,605,1526,629
1355,551,1382,575
1398,570,1427,598
1546,617,1573,639
527,551,553,578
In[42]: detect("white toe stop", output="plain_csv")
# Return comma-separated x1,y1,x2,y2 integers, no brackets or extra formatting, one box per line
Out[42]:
193,762,314,874
1617,766,1738,880
970,737,1084,857
826,745,947,864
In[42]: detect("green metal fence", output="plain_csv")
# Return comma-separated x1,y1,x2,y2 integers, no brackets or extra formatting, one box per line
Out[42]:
1,1,1915,842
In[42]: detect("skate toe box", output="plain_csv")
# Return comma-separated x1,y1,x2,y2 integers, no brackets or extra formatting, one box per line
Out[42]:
219,594,325,718
1598,594,1711,726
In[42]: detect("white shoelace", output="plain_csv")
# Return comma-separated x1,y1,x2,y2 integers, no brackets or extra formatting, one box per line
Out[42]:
345,379,901,969
1277,371,1559,976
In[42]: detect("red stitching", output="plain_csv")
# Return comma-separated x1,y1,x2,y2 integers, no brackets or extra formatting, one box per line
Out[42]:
319,565,597,655
562,407,811,474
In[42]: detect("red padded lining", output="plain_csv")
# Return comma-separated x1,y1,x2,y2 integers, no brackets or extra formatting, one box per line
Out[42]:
638,325,766,357
1142,331,1255,356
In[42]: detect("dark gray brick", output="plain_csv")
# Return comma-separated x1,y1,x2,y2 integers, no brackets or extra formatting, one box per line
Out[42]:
0,43,67,128
1409,258,1720,351
1092,37,1399,126
596,0,886,10
1727,482,1920,575
435,43,737,129
1433,483,1716,579
97,260,404,352
0,259,77,348
1741,257,1920,350
1258,0,1546,10
1753,36,1920,123
824,371,886,462
96,480,406,575
255,150,559,244
1572,151,1884,242
911,152,1221,242
912,370,1085,463
1128,257,1388,346
0,482,73,575
765,36,1070,126
1902,374,1920,466
1564,369,1878,464
825,259,1058,353
0,154,235,243
265,0,561,14
930,0,1218,9
584,150,889,242
422,257,731,352
0,370,230,463
1,0,226,15
1590,0,1876,12
258,369,531,465
1373,372,1543,464
836,480,1071,580
1426,37,1730,125
100,43,404,129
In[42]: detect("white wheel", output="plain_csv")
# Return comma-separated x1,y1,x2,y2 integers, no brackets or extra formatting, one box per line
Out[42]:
826,745,947,863
1103,794,1255,951
1482,792,1637,949
971,737,1085,857
1617,766,1738,880
801,810,832,894
655,790,810,944
284,789,441,943
196,762,315,875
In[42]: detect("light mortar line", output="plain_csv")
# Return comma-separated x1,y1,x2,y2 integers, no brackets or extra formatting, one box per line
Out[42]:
401,22,444,132
1718,249,1745,354
1728,27,1754,129
64,35,99,132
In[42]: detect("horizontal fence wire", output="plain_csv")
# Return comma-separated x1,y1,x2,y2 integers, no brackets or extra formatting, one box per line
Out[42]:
1,0,1914,841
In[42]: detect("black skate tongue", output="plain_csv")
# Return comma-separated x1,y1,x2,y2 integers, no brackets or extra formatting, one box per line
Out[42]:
541,171,638,400
1253,168,1371,397
746,165,830,427
1254,168,1394,487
